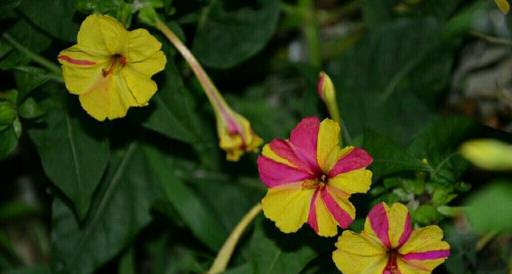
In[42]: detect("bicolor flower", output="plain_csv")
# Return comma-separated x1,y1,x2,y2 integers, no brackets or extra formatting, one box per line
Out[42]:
333,202,451,274
257,117,373,237
58,14,166,121
216,107,262,161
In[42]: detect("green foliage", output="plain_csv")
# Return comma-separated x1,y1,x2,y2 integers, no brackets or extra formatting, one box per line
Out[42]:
192,0,280,69
465,181,512,232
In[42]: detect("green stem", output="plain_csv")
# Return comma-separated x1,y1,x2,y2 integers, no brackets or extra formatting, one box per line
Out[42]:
154,20,229,115
299,0,321,67
469,31,512,47
206,204,262,274
2,33,62,78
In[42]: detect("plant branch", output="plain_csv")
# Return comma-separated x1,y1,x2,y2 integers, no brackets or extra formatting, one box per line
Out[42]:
2,33,62,79
206,203,262,274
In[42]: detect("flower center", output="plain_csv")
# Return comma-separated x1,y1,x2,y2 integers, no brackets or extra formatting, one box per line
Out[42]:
385,249,400,274
102,54,127,77
302,173,329,189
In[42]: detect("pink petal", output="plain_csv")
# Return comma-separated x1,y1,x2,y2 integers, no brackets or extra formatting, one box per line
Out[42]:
307,190,320,233
289,117,321,173
368,203,391,248
328,147,373,177
269,139,315,174
320,189,353,229
257,156,314,188
398,213,412,247
402,250,451,261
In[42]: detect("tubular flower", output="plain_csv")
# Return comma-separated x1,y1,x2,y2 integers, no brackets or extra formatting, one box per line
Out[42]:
58,14,166,121
257,117,373,237
333,202,451,274
216,107,262,161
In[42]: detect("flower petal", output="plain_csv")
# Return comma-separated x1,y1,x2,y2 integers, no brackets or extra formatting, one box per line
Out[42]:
289,117,320,171
257,156,314,188
121,66,158,105
332,231,387,274
58,46,109,95
365,202,391,248
321,187,355,229
127,29,163,62
328,147,373,177
307,190,338,237
77,14,127,56
397,255,449,274
316,119,342,172
127,50,167,77
264,139,315,173
399,226,450,255
261,183,315,233
328,169,372,195
387,203,413,248
78,73,137,121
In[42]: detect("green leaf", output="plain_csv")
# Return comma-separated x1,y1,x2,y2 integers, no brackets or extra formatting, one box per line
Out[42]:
465,181,512,233
407,117,478,181
14,66,51,101
144,144,227,251
18,0,79,42
362,0,398,27
118,249,136,274
0,19,52,69
363,129,428,179
52,143,160,274
4,265,51,274
249,218,317,274
141,58,203,143
329,18,448,145
28,97,110,219
18,98,44,119
192,0,280,69
0,126,18,159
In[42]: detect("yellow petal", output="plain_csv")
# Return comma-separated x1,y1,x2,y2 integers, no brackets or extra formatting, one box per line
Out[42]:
59,46,109,95
127,50,167,77
399,226,450,254
127,29,163,62
332,231,387,274
77,14,127,55
78,77,111,121
460,139,512,170
261,183,314,233
387,203,411,248
78,73,137,121
314,195,338,237
316,119,342,172
397,256,447,274
121,66,158,105
495,0,510,14
328,169,372,195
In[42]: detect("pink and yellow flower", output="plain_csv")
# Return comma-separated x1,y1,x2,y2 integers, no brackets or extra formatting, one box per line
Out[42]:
333,202,451,274
257,117,373,237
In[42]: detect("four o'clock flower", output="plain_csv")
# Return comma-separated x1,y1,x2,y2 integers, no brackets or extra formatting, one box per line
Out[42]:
216,106,263,162
333,202,450,274
58,14,166,121
153,19,261,161
257,117,373,237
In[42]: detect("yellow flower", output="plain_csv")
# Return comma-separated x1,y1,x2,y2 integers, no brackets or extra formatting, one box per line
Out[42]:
460,139,512,170
58,14,166,121
216,108,262,161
